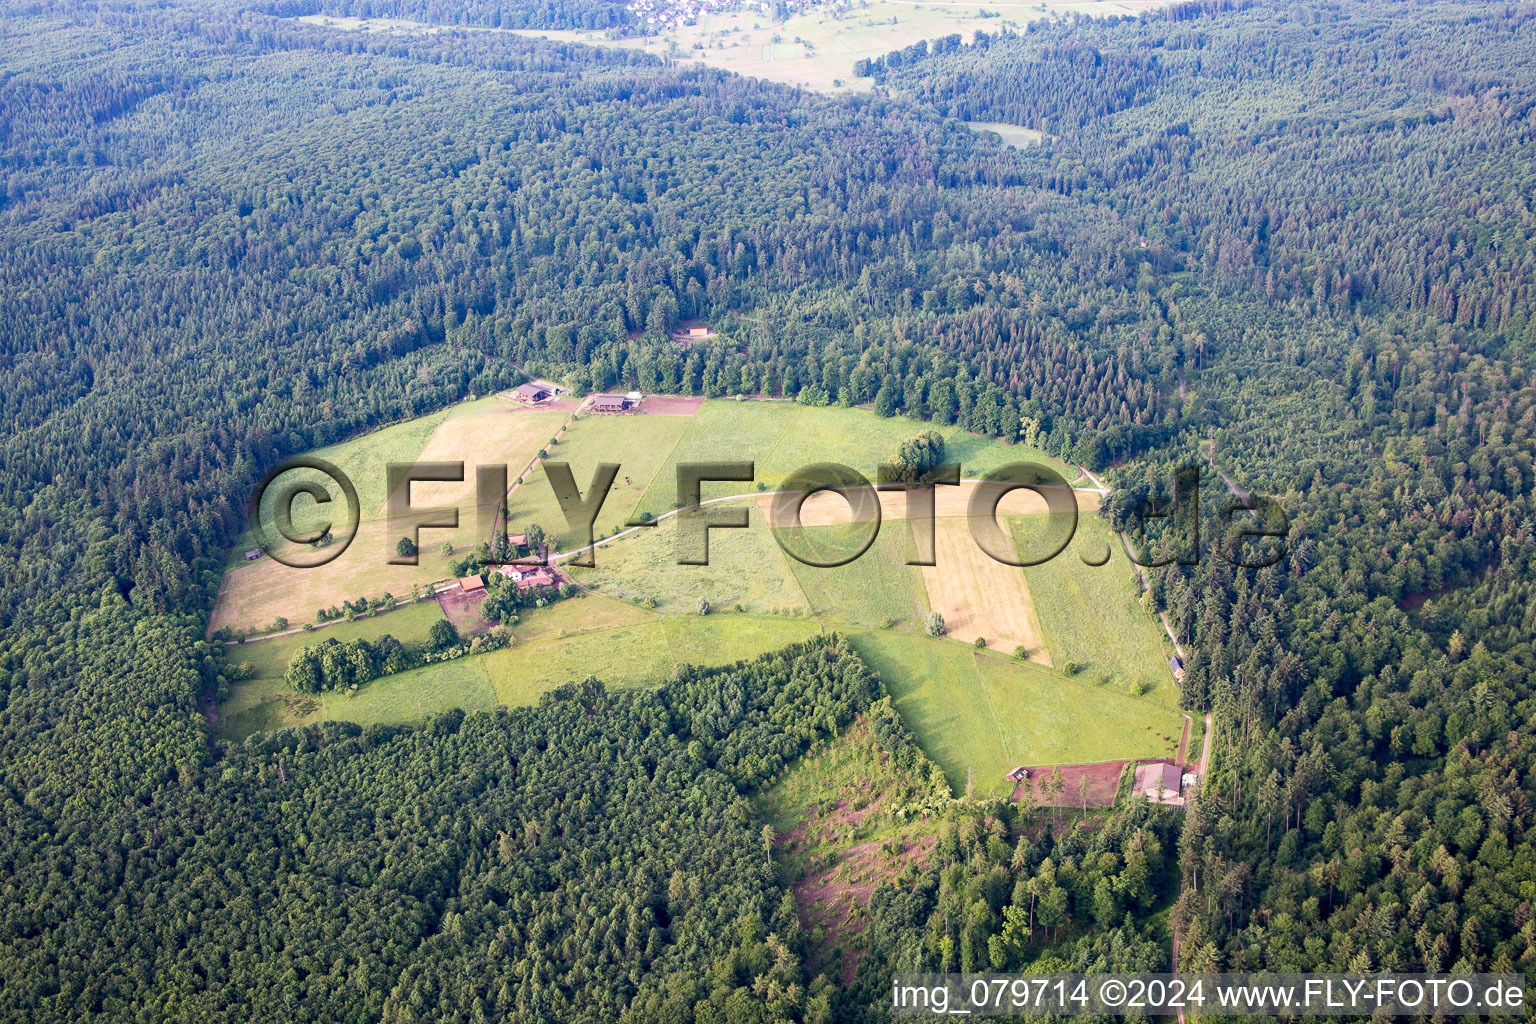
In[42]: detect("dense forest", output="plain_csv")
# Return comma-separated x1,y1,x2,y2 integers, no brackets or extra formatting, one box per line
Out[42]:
1,0,1534,1018
5,632,881,1021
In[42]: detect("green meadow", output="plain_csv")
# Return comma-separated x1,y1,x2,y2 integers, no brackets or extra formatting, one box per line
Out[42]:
321,658,500,727
217,599,821,737
632,400,798,519
479,614,822,706
628,400,1076,518
784,525,930,628
506,411,694,552
217,599,451,738
571,506,814,615
1016,515,1178,700
223,598,447,680
846,630,1183,800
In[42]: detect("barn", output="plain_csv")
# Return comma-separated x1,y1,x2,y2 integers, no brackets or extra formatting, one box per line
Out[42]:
1134,762,1182,804
588,394,631,413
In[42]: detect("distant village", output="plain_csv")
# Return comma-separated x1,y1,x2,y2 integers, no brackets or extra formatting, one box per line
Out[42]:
626,0,732,32
626,0,826,33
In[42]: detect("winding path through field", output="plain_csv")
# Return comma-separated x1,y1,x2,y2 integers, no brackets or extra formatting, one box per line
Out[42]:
220,589,458,645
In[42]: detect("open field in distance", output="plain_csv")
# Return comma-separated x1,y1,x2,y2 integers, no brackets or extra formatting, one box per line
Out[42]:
299,1,1171,94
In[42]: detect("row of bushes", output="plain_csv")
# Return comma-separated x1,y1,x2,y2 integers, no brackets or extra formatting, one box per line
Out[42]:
284,620,513,694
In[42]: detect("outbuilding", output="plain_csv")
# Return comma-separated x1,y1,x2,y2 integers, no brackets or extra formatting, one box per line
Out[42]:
1134,761,1182,804
588,394,631,413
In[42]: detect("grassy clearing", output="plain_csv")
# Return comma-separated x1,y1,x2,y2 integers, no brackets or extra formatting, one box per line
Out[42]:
213,398,1178,780
479,614,820,705
971,656,1185,766
216,676,313,739
630,400,1077,516
215,397,1078,635
756,404,1067,484
301,5,1168,94
219,655,499,736
770,480,1097,527
760,720,942,862
784,525,929,628
571,507,814,615
319,657,497,726
846,630,1182,799
508,592,658,644
216,595,656,739
967,122,1050,148
845,631,1013,798
1015,515,1177,700
217,600,452,739
632,400,799,519
758,720,946,968
215,535,815,741
219,593,1181,780
507,412,694,552
266,406,449,522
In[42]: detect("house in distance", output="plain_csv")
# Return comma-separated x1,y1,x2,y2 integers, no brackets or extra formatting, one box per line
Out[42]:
672,324,713,344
